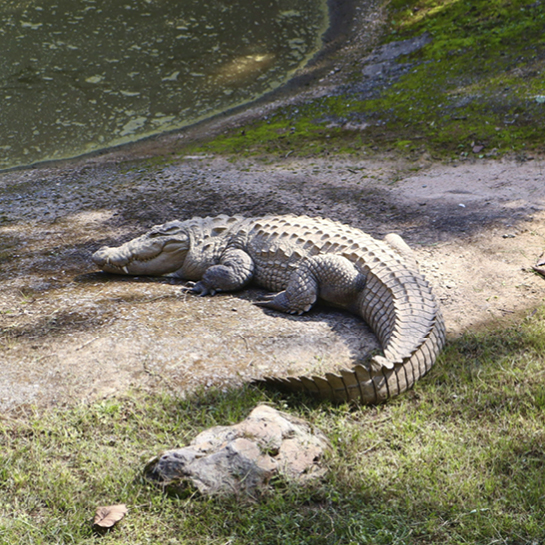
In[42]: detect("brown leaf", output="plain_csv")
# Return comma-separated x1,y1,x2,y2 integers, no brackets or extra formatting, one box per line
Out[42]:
93,504,128,529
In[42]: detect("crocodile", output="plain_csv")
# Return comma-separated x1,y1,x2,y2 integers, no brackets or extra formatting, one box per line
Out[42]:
92,215,446,403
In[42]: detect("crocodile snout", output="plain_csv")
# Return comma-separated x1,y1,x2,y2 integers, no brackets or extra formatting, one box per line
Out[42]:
92,246,132,274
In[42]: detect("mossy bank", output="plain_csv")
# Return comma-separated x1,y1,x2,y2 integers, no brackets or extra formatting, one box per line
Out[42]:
186,0,545,161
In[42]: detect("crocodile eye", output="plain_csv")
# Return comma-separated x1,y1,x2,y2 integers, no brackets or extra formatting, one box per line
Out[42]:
148,225,183,237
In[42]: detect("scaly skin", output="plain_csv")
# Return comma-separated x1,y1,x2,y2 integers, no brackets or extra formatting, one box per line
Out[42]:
92,215,446,403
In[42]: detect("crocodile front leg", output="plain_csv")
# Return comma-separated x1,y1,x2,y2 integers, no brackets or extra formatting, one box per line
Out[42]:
256,255,366,315
184,248,254,296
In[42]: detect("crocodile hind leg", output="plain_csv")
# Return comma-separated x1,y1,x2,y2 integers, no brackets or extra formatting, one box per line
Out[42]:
256,254,366,315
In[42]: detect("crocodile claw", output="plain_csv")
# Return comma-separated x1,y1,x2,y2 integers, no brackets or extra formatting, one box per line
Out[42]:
253,293,291,313
181,281,218,297
180,281,196,292
534,252,545,276
253,300,276,309
253,293,276,303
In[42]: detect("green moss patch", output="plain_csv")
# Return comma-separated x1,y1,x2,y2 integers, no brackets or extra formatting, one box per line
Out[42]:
380,0,545,156
188,0,545,160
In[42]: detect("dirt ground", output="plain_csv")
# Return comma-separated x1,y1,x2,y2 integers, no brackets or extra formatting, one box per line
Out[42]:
1,0,544,412
1,151,544,412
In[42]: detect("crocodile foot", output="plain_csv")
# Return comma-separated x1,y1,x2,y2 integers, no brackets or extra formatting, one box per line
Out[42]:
253,293,305,315
181,281,219,297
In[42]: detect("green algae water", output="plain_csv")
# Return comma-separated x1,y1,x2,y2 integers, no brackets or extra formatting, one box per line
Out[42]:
0,0,328,170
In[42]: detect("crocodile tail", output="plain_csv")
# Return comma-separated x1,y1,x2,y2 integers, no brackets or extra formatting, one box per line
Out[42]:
255,223,446,404
257,310,445,404
257,261,446,404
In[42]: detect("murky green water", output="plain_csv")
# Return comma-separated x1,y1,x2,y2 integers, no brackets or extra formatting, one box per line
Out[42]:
0,0,328,170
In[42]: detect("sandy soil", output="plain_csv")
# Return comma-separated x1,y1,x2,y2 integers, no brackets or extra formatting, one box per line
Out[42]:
1,152,544,412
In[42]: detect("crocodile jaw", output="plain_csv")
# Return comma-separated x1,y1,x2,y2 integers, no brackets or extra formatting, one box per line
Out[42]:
92,227,190,276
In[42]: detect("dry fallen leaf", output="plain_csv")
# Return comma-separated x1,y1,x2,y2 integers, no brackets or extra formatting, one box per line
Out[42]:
93,504,128,529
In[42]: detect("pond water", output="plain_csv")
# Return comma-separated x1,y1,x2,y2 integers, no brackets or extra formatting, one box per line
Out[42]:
0,0,328,170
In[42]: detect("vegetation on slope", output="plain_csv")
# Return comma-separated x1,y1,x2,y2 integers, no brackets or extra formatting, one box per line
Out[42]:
190,0,545,159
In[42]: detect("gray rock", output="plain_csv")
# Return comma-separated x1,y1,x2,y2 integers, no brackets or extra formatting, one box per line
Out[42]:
360,34,432,80
368,33,432,64
336,33,432,102
144,405,330,497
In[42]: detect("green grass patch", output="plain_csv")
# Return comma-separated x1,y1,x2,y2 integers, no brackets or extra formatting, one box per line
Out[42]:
377,0,545,156
187,0,545,160
2,308,545,543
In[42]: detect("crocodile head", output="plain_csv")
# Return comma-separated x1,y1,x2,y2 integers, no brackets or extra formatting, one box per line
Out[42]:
92,221,190,276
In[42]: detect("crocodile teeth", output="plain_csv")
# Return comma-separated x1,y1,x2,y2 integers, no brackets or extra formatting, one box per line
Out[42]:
122,266,129,274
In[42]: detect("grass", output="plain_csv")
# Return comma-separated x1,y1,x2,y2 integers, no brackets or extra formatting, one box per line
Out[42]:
2,307,545,543
183,0,545,160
